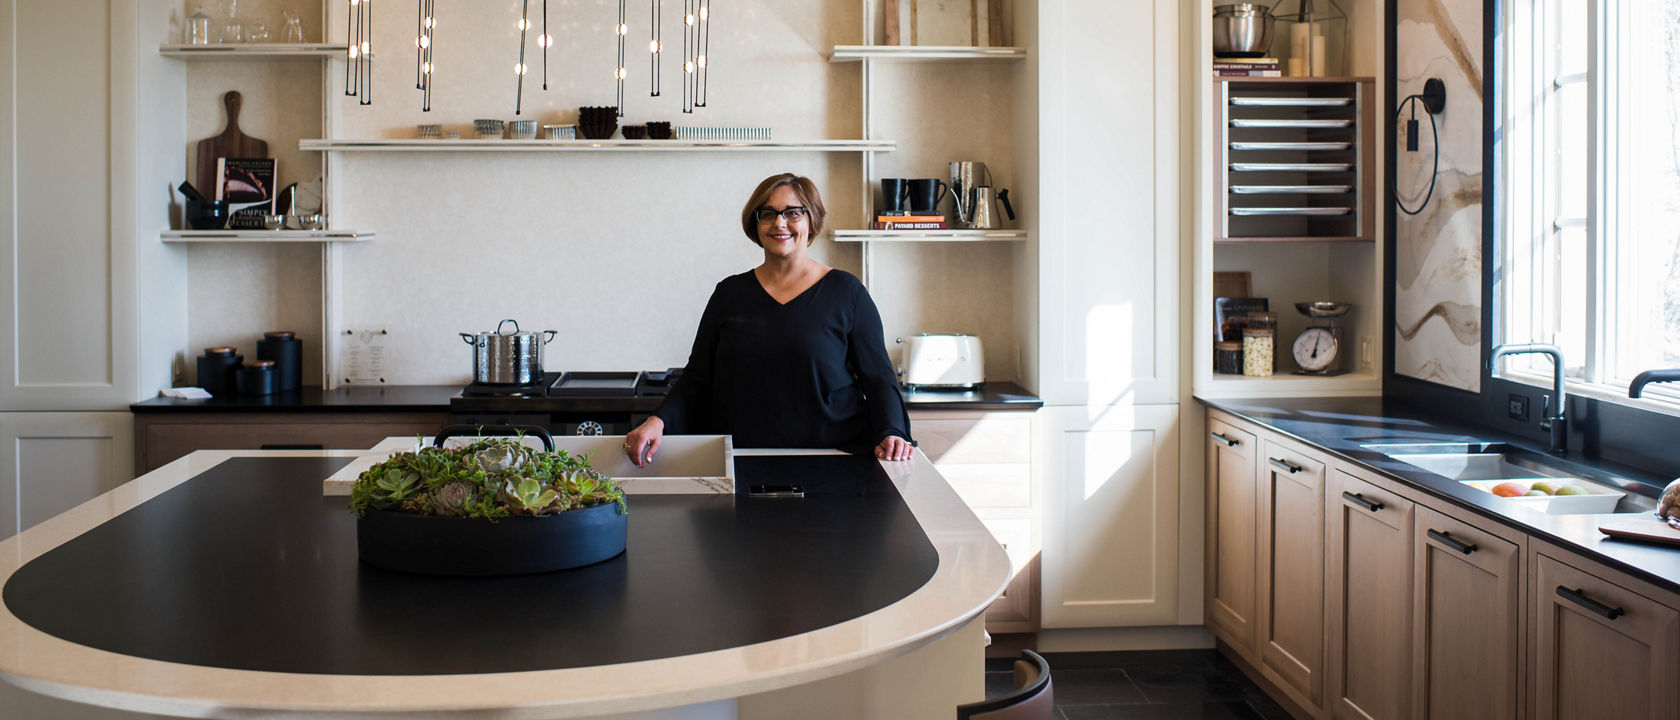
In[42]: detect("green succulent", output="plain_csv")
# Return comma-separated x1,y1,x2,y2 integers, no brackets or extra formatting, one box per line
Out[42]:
501,475,560,515
347,434,626,520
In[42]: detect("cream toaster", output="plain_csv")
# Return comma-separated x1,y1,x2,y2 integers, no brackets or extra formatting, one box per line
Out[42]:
900,333,984,389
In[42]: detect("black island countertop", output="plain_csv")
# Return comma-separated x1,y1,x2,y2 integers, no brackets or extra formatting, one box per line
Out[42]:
129,381,1042,413
1199,396,1680,594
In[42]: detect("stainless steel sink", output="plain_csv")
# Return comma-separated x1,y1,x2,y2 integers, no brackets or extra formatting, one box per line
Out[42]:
1361,442,1659,515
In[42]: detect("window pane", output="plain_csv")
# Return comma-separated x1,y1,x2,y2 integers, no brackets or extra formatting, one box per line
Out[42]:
1556,81,1587,220
1557,0,1587,77
1609,0,1680,383
1556,225,1589,378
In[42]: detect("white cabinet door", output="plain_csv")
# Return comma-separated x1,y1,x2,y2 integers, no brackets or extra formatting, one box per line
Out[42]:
0,0,185,412
0,412,133,540
1039,404,1181,627
1035,0,1181,407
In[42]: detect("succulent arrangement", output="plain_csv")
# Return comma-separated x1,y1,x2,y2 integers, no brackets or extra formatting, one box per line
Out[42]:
349,438,627,520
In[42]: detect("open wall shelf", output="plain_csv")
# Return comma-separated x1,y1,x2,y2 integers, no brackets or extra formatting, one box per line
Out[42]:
160,43,350,58
828,45,1027,62
299,139,897,152
835,229,1027,242
161,230,373,243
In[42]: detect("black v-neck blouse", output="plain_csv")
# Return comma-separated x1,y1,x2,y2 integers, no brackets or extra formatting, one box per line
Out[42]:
655,269,911,450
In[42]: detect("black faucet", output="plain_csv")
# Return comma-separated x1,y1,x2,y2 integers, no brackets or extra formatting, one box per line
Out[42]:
1490,343,1568,454
1629,369,1680,398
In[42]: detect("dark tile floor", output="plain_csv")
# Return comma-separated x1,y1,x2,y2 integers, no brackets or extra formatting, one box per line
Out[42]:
983,649,1293,720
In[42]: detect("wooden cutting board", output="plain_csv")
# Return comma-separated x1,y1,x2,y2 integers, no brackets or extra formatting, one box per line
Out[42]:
194,91,269,197
1598,514,1680,547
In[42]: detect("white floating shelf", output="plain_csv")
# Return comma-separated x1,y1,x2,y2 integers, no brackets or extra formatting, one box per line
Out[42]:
1199,370,1382,400
161,229,374,243
300,139,896,152
159,43,351,58
829,45,1028,61
834,229,1027,242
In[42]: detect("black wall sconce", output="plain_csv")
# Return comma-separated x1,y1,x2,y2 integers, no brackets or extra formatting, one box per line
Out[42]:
1396,77,1446,215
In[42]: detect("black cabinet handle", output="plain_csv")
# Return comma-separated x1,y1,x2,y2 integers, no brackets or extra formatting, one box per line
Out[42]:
1342,491,1383,513
1267,457,1302,474
1209,431,1239,447
1426,528,1478,554
1557,586,1624,620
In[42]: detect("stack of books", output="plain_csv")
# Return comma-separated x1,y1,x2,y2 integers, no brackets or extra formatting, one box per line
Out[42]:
1214,57,1281,77
874,214,949,230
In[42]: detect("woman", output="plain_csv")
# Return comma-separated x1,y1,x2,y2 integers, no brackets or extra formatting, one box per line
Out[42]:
623,173,914,465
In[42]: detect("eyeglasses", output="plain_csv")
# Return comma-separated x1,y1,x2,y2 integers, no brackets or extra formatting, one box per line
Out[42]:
755,206,808,223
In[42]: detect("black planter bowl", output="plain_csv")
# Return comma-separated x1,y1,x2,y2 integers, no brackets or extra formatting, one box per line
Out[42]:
357,502,628,576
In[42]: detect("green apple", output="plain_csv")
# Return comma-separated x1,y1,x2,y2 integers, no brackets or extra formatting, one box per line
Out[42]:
1530,481,1557,495
1525,489,1549,496
1555,484,1588,496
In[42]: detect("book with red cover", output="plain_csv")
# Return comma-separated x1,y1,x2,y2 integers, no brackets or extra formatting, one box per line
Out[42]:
875,214,946,223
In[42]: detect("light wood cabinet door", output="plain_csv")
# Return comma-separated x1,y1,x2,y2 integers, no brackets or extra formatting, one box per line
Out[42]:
1531,552,1680,720
1257,437,1327,711
1412,505,1522,720
1205,415,1259,658
1328,468,1413,720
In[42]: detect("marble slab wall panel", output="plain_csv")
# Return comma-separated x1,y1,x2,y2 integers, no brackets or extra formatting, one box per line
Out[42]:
1394,0,1483,392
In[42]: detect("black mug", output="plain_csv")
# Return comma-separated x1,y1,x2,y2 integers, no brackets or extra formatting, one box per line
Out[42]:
880,178,910,214
907,178,948,214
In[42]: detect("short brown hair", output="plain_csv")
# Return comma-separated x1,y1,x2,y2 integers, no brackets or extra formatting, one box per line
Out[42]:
740,173,827,246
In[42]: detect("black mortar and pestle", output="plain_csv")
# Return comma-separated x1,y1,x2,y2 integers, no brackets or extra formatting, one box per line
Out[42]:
179,181,229,230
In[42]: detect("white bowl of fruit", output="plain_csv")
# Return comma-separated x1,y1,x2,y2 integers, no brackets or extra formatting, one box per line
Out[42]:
1464,478,1623,514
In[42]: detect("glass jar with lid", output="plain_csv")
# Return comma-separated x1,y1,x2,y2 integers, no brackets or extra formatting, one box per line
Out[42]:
1243,327,1275,377
1215,341,1243,374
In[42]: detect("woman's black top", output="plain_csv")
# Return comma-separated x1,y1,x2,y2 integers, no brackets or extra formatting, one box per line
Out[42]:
655,269,911,449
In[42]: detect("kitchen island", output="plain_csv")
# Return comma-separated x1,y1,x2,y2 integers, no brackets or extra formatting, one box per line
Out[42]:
0,446,1011,719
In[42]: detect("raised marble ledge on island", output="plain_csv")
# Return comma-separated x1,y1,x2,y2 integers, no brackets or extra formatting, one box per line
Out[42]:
0,448,1009,719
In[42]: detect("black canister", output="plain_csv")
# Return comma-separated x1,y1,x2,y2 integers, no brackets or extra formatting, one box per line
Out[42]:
196,347,241,396
237,360,278,396
257,331,302,392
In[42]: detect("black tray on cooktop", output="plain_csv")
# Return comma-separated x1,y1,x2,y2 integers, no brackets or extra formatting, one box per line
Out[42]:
549,371,643,397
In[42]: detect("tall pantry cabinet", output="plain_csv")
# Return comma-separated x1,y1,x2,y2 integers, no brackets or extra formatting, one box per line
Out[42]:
1034,0,1191,628
0,0,186,540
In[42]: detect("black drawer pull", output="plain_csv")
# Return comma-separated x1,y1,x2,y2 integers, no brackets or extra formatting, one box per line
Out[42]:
1426,528,1478,554
1342,491,1383,513
261,443,324,450
1209,431,1239,447
1267,457,1302,474
1557,586,1624,620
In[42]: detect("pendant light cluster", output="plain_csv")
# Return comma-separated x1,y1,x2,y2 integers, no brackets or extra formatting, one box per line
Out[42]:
345,0,372,105
414,0,434,111
360,0,715,116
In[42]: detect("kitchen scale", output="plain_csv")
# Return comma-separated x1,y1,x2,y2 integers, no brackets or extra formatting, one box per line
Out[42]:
1292,301,1352,376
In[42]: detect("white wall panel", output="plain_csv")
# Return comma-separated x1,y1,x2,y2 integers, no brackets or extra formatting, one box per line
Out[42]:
0,411,132,540
10,0,114,391
1035,0,1180,407
1039,403,1180,628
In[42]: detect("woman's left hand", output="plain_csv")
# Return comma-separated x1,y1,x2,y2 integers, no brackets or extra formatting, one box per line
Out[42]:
875,435,913,462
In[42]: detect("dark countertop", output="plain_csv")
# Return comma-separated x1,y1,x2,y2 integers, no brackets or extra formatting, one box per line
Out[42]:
903,381,1043,410
131,381,1043,414
2,455,937,676
1198,396,1680,594
131,385,459,413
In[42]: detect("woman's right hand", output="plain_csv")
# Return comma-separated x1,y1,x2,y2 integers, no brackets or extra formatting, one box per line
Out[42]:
623,416,665,467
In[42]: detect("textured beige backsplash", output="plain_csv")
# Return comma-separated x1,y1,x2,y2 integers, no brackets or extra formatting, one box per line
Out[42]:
183,0,1026,387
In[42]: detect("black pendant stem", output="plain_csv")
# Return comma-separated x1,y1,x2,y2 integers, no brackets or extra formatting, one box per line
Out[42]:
681,0,693,113
615,0,627,116
415,0,422,88
516,0,530,114
650,0,662,97
361,0,372,106
542,0,549,90
695,0,709,107
344,0,356,95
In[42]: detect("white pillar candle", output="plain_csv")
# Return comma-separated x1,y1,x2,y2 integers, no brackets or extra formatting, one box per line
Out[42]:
1311,33,1328,76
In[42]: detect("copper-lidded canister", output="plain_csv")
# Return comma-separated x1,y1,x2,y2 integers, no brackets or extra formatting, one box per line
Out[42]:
196,346,241,397
257,331,302,392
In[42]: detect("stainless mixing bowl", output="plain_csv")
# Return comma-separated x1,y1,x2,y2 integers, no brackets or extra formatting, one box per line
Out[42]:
1213,4,1274,58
